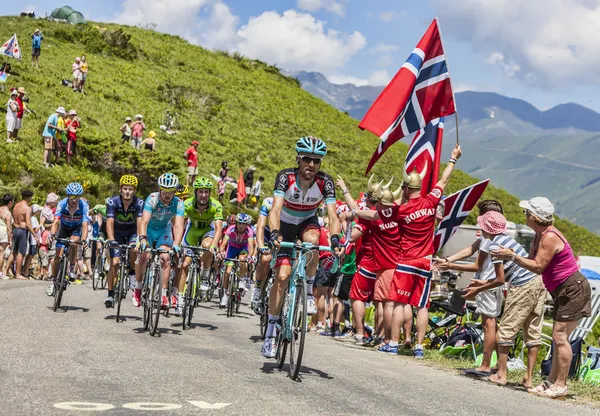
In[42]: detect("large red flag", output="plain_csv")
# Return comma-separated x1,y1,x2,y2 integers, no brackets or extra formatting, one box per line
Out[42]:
360,18,456,174
237,169,246,204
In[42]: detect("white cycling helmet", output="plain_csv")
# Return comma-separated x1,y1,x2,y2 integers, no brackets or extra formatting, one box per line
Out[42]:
157,173,179,189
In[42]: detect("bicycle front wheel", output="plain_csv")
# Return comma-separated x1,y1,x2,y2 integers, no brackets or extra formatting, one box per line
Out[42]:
149,262,162,336
183,262,197,330
115,260,126,322
100,250,107,289
53,257,68,312
227,271,236,318
92,254,101,291
289,279,307,380
142,264,153,330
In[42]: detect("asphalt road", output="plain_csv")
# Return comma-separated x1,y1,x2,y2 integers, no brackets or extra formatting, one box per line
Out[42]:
1,280,598,416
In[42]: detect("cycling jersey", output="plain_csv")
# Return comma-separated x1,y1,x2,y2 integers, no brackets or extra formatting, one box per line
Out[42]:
258,197,273,243
273,168,336,225
183,196,223,246
224,224,254,249
55,198,90,228
144,192,184,230
106,195,144,235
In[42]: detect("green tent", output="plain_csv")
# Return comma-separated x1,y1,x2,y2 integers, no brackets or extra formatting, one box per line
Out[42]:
50,5,85,24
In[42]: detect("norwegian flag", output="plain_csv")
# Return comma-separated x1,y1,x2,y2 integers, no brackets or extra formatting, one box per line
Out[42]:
0,34,22,60
361,18,455,174
405,117,444,197
434,179,490,252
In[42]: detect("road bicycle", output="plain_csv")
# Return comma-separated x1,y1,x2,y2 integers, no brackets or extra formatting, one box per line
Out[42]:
181,246,213,329
114,243,135,323
51,238,83,312
91,237,107,291
259,268,275,340
222,258,248,318
141,246,172,337
274,241,336,380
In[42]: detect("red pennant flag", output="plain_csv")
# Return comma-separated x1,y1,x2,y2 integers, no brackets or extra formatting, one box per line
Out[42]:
237,168,246,204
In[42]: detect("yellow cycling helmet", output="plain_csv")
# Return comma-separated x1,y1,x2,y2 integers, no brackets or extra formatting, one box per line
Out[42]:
120,174,138,187
175,184,189,198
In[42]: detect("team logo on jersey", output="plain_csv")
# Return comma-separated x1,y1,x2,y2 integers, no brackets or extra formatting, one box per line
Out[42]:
324,182,333,192
293,192,300,199
117,213,134,222
381,208,393,218
431,188,442,199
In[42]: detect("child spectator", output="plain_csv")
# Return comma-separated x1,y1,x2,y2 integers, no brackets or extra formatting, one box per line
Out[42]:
65,109,80,165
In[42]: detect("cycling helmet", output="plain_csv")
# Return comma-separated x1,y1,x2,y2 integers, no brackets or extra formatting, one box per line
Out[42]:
120,174,138,187
175,184,189,198
193,177,213,189
157,173,179,189
92,204,105,214
235,213,252,224
66,182,84,196
295,136,327,157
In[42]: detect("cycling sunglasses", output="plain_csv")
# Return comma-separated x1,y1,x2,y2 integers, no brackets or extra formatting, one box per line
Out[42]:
68,195,80,200
299,156,322,164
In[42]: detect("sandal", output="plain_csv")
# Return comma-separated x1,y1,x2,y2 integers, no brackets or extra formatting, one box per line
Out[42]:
527,380,551,394
538,385,568,400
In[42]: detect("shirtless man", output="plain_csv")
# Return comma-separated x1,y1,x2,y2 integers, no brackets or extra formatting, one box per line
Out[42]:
0,194,15,279
12,190,39,280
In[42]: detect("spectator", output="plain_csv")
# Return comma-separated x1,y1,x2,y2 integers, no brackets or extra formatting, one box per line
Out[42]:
120,116,132,142
42,107,65,167
184,140,199,186
31,29,43,68
493,197,592,399
5,89,18,143
140,130,157,151
243,166,256,208
55,107,68,165
0,194,15,279
130,114,145,149
14,87,26,141
12,190,38,280
23,204,42,279
72,57,82,92
39,223,52,280
250,176,264,209
40,193,57,231
65,109,80,165
79,55,88,94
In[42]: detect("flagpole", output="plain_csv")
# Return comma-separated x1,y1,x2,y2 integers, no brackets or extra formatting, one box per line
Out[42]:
436,17,459,145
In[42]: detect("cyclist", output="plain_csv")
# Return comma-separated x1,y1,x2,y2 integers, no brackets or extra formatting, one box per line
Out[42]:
262,136,341,358
218,213,256,308
176,177,224,316
175,184,189,200
133,173,185,309
46,182,90,296
104,175,144,308
252,197,273,310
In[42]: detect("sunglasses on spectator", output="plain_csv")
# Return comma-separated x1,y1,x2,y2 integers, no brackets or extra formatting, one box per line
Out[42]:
300,156,322,164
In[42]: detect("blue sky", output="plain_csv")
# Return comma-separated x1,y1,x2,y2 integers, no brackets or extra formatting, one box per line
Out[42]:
10,0,600,112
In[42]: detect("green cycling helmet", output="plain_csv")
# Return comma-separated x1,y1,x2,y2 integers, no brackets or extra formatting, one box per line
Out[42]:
193,177,213,189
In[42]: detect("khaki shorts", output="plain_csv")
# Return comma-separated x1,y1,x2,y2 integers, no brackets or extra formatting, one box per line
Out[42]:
551,271,592,322
373,269,394,302
188,166,199,176
39,249,54,267
43,136,55,150
498,276,546,347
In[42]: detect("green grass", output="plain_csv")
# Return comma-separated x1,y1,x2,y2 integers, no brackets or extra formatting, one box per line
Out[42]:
1,16,599,254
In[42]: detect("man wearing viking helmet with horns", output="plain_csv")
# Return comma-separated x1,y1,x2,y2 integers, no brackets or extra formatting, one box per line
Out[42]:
338,145,462,358
336,174,403,346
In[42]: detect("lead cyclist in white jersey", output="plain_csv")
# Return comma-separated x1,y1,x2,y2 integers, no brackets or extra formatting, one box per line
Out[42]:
261,136,341,358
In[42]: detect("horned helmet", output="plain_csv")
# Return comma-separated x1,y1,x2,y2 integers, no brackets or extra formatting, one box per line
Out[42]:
401,161,428,190
367,175,402,205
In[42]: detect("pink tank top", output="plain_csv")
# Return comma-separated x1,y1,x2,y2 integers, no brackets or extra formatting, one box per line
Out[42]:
541,229,579,292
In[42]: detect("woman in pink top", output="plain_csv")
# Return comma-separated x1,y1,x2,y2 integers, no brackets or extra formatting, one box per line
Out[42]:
494,197,591,399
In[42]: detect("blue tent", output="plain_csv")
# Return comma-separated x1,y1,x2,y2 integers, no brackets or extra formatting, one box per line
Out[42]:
582,268,600,280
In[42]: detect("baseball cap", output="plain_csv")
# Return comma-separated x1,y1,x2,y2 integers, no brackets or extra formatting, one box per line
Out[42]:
477,211,507,235
519,197,554,221
191,140,199,145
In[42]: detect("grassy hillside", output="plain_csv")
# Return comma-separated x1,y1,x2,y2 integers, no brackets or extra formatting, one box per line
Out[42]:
1,16,600,255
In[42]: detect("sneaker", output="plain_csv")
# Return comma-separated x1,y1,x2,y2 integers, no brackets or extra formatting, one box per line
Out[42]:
200,279,209,291
46,283,55,297
261,337,277,358
332,330,343,338
68,272,77,282
129,276,137,290
170,295,177,308
104,296,114,308
319,329,334,337
378,343,399,355
161,295,169,309
414,347,424,359
220,293,228,307
173,306,183,317
306,295,317,315
251,287,261,304
132,289,141,307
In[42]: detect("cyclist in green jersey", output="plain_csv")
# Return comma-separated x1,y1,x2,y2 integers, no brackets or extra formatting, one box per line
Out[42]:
176,177,224,315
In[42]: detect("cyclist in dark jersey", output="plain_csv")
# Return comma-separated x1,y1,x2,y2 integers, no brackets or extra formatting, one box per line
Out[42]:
262,136,341,358
104,175,144,308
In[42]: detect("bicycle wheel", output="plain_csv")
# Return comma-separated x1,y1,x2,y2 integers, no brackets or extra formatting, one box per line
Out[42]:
183,262,197,330
289,279,307,380
100,251,107,289
142,263,153,330
53,256,68,312
206,268,216,302
92,253,101,291
115,259,126,322
227,270,236,318
276,287,290,369
149,262,162,336
217,268,225,305
165,268,174,318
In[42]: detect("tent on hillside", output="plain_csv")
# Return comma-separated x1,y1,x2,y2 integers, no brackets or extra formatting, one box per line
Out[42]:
50,5,85,24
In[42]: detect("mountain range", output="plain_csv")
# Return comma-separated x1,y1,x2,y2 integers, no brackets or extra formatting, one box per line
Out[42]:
290,70,600,235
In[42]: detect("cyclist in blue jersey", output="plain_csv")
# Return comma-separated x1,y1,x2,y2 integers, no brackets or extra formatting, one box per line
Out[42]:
46,182,90,296
261,137,341,358
104,175,144,308
133,173,185,309
251,197,273,309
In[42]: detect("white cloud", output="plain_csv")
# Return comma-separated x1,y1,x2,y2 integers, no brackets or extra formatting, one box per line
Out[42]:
297,0,345,16
376,55,394,68
433,0,600,85
236,10,366,73
328,70,391,86
378,11,406,22
200,1,239,50
369,42,399,54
